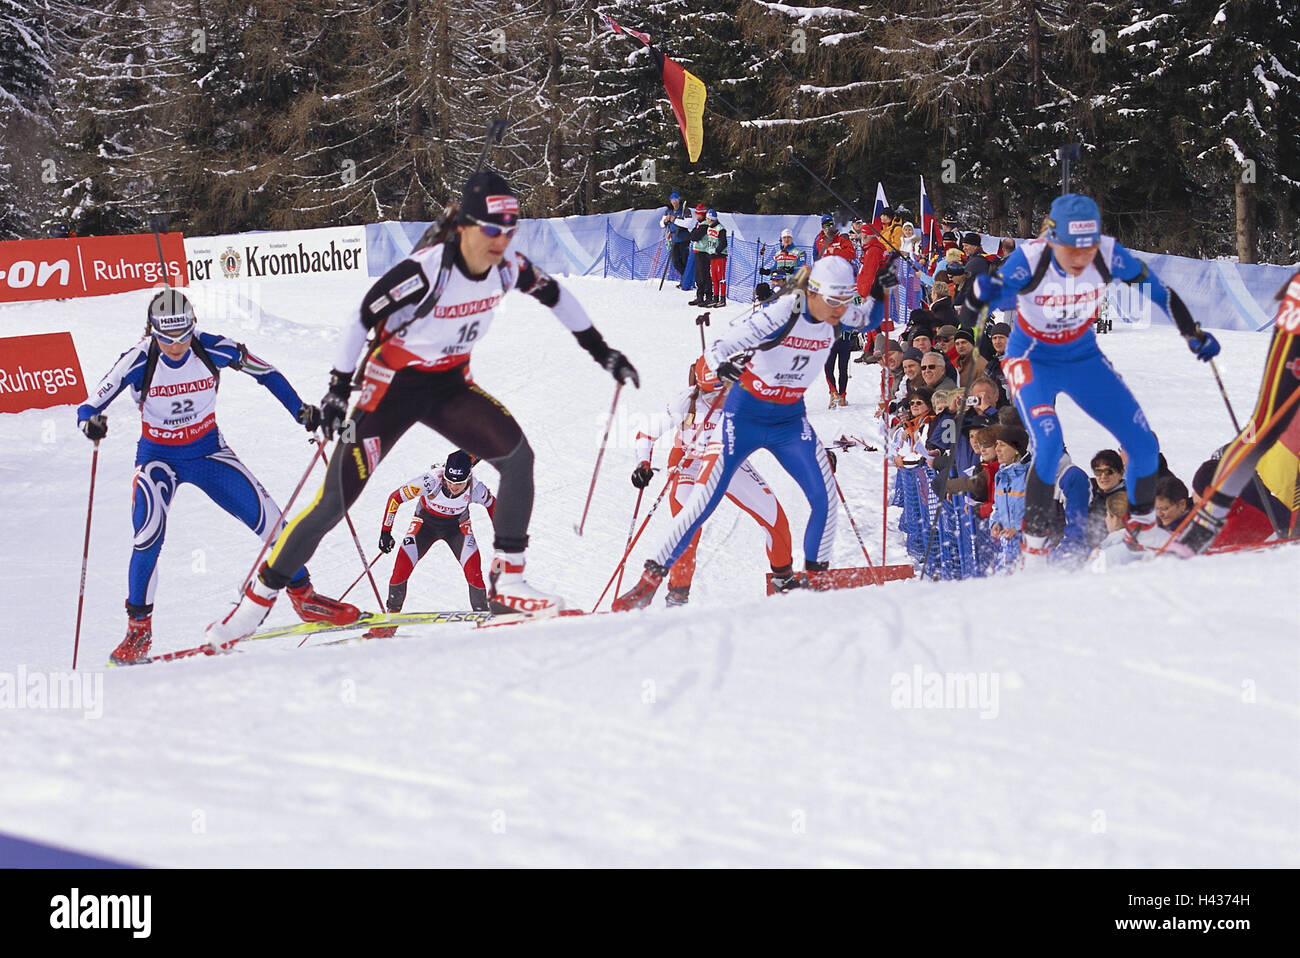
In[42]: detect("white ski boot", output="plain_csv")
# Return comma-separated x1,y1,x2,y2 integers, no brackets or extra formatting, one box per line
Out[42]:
488,552,564,615
1020,534,1052,572
205,573,279,647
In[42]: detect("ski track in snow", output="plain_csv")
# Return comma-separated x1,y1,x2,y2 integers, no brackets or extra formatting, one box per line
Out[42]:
1,275,1297,867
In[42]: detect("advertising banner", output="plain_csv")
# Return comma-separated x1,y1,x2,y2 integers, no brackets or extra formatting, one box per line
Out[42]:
185,226,367,285
0,234,187,303
0,332,88,414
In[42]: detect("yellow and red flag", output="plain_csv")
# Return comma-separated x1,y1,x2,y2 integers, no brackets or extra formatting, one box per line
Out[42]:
603,17,706,163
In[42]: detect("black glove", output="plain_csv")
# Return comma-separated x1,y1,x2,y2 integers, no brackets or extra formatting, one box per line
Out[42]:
631,461,654,489
602,349,640,387
319,369,352,440
716,359,745,383
79,414,107,441
297,403,322,432
379,529,395,554
932,450,953,475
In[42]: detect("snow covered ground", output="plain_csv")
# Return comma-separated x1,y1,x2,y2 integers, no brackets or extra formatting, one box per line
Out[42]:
1,272,1296,866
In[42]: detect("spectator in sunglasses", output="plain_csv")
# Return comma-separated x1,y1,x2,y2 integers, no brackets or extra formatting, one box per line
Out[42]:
1086,449,1125,548
918,354,956,395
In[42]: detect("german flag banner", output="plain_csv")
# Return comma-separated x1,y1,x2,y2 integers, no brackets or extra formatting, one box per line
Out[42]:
602,16,706,163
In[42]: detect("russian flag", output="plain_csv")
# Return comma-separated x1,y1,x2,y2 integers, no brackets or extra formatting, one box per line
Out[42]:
872,183,889,224
919,176,939,259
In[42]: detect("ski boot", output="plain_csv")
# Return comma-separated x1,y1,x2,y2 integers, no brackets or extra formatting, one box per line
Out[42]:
837,392,848,407
488,552,564,615
204,568,279,647
287,579,361,625
1167,509,1225,558
803,560,833,591
665,585,691,607
770,565,805,594
110,605,153,665
613,559,667,611
828,391,839,409
362,625,398,639
1020,534,1052,572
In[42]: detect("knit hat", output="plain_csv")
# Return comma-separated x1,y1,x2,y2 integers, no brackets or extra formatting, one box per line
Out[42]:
695,203,707,218
989,322,1011,337
909,308,935,327
953,328,975,344
1045,193,1101,248
902,347,925,365
997,424,1030,454
884,341,905,354
961,231,981,247
457,170,519,226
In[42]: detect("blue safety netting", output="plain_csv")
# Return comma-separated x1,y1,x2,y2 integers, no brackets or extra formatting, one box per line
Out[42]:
364,211,1295,331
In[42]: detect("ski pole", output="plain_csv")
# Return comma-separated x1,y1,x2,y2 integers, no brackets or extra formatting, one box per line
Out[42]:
695,312,711,354
614,484,647,598
234,439,324,598
833,474,884,586
72,440,100,669
339,552,383,602
575,382,623,536
591,469,676,612
658,226,676,290
1155,385,1300,556
341,511,384,607
1206,358,1287,536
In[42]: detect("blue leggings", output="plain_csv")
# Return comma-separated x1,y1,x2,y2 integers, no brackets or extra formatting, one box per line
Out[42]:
1007,346,1159,503
653,388,837,569
130,442,307,607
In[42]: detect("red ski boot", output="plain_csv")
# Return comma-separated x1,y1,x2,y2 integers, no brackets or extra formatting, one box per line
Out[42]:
612,560,666,611
109,616,152,660
110,615,153,665
287,580,361,625
362,626,398,639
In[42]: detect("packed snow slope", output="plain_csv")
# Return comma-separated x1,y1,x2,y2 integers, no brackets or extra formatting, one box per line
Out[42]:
1,272,1296,867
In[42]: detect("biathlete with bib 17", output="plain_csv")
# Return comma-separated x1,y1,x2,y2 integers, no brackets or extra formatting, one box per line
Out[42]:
614,254,896,610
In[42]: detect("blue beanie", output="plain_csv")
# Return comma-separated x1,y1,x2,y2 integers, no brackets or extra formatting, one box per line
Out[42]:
1046,194,1101,247
669,190,681,201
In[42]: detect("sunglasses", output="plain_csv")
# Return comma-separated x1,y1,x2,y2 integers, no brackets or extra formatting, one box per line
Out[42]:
937,336,954,343
909,400,929,407
466,216,519,239
921,364,943,371
1093,467,1118,477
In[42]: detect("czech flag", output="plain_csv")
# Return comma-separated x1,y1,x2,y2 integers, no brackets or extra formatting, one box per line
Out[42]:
603,17,706,163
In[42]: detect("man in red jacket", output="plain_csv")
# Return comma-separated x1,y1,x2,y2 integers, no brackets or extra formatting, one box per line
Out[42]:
815,215,857,262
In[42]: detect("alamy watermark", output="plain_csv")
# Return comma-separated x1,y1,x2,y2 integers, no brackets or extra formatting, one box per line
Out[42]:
890,665,999,719
0,666,103,719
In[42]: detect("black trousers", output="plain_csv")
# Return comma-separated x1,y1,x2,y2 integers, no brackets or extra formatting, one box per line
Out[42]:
265,365,533,588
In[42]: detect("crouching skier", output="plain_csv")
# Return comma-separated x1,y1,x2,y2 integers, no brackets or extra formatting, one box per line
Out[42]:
366,450,495,637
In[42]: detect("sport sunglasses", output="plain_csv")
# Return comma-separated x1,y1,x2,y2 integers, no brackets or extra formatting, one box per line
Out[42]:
465,216,519,239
